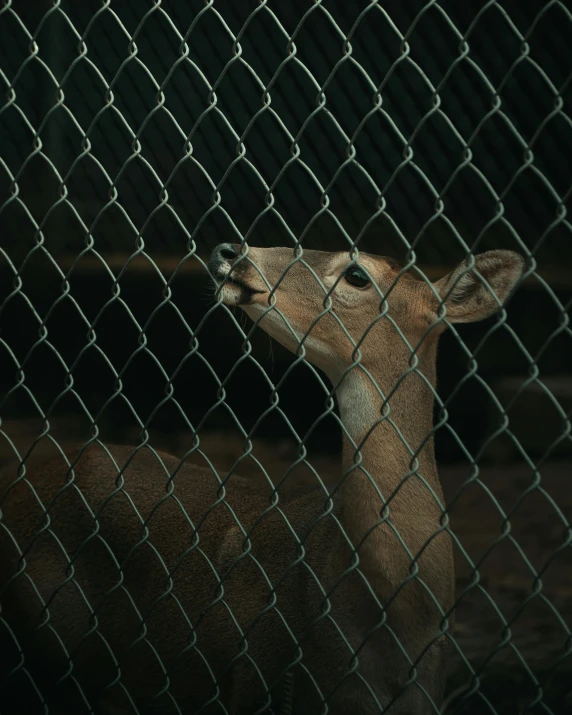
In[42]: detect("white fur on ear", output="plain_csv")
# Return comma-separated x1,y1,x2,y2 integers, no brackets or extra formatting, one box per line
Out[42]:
435,250,525,324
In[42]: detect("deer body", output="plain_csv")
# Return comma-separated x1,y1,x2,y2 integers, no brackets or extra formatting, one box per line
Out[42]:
0,245,524,714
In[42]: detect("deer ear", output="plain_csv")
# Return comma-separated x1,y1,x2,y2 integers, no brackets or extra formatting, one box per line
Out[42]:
433,250,525,324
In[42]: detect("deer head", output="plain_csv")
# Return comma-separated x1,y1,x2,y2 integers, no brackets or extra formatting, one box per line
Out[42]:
208,244,524,384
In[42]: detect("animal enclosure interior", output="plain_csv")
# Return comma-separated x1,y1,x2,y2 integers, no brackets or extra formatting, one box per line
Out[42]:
1,1,571,713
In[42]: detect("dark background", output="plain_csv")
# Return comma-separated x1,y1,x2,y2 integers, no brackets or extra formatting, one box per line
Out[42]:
1,0,571,262
0,1,571,712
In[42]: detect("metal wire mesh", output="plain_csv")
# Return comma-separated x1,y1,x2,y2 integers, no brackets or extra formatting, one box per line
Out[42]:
0,1,571,713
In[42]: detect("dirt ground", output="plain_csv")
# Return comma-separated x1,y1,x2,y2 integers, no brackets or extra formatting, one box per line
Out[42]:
1,419,571,713
440,459,572,714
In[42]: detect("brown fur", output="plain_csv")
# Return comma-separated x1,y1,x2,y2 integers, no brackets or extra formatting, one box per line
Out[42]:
0,247,524,714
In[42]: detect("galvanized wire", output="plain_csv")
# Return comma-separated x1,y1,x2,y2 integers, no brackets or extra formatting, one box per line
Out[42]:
0,1,571,714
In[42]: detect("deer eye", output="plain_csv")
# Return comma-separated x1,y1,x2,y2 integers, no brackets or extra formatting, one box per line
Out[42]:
343,266,370,289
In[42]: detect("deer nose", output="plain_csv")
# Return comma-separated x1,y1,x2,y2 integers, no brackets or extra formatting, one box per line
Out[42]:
208,243,240,278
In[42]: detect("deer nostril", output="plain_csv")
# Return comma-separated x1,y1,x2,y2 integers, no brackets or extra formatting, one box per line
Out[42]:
219,244,239,261
208,243,241,278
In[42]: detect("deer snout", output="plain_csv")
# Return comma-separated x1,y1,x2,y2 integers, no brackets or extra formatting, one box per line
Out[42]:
208,242,240,280
208,243,268,306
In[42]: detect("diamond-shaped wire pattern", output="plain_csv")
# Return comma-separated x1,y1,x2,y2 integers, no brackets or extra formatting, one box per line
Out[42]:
0,1,571,714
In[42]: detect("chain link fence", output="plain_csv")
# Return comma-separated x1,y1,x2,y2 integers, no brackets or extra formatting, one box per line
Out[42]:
0,1,571,713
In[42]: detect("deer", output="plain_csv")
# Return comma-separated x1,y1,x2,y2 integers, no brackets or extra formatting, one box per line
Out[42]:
0,244,524,715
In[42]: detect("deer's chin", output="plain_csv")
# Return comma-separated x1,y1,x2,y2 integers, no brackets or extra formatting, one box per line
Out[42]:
218,283,244,306
240,303,339,373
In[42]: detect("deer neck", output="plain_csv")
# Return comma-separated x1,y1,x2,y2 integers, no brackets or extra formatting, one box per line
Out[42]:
331,342,444,582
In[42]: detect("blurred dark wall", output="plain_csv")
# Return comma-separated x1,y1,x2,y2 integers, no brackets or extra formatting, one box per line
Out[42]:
0,0,570,264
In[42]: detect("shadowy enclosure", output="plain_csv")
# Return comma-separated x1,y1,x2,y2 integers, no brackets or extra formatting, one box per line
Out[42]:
1,0,571,712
